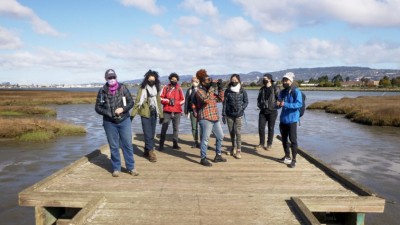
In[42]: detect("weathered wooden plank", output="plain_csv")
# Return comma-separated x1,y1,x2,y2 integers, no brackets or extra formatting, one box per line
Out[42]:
299,196,385,213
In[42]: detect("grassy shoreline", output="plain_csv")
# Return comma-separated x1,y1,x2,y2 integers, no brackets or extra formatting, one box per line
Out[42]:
308,96,400,127
0,90,92,142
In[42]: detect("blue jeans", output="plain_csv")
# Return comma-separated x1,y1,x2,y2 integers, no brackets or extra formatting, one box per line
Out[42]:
141,110,157,152
103,117,135,171
199,119,224,159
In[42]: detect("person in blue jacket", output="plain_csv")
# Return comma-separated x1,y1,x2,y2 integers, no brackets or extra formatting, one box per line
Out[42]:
276,72,303,168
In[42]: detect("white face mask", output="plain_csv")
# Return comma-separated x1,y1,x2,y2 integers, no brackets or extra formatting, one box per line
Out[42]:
193,81,199,87
107,79,117,86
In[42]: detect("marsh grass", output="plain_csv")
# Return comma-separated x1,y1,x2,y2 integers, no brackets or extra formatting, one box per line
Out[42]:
0,106,57,116
0,90,91,141
0,90,96,106
0,118,86,142
308,96,400,127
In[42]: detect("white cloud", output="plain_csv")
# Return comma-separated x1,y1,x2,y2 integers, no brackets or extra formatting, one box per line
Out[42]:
229,38,281,59
176,16,202,27
286,38,400,68
0,0,61,36
180,0,219,17
217,17,255,41
151,24,170,37
234,0,400,33
120,0,164,15
0,26,22,49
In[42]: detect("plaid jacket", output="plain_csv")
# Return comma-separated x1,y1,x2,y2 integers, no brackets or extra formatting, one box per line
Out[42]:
195,86,224,121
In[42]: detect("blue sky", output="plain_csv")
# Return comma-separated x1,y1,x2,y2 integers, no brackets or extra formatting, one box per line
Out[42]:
1,0,400,85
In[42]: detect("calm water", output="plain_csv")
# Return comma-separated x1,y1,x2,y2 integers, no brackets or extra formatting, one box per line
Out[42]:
1,89,399,225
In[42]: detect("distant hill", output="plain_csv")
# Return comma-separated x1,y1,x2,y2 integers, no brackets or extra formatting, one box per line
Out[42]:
124,66,400,84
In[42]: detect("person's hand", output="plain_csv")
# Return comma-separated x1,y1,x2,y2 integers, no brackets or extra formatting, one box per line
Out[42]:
115,107,123,115
159,118,164,124
193,111,197,117
211,80,218,88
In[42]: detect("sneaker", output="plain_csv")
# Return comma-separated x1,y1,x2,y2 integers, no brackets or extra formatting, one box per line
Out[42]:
112,170,120,177
278,157,292,164
235,151,242,159
173,145,181,150
289,160,296,168
200,158,212,167
143,151,149,157
255,145,264,151
214,154,227,163
266,145,272,151
148,150,157,163
128,169,139,176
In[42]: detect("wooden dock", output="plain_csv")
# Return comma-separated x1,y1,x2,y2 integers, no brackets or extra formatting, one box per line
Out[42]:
19,134,385,225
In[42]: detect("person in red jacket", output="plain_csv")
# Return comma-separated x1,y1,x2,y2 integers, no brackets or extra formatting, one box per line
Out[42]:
158,73,185,150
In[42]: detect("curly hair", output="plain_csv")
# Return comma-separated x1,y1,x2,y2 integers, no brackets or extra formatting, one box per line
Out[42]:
230,74,241,85
196,69,208,82
168,72,180,81
140,69,160,92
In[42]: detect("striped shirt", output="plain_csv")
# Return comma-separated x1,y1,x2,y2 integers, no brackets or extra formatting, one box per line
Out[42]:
195,86,224,121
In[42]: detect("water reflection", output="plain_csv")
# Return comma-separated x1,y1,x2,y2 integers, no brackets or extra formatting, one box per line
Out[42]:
0,90,399,225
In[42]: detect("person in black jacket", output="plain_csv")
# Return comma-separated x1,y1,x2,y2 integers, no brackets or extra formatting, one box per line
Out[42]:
184,76,200,148
256,73,280,151
95,69,138,177
222,74,248,159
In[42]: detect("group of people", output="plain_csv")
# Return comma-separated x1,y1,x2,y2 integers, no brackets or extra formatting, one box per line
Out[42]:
95,68,303,177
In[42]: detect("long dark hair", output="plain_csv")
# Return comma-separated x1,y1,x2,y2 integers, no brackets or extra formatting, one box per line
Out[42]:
229,74,241,86
140,70,160,92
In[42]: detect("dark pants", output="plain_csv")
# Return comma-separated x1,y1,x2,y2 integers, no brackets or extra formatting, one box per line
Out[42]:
258,111,278,146
160,112,181,143
279,122,298,160
141,110,157,152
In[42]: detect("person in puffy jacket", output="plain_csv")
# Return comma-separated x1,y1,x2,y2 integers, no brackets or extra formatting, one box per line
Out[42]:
222,74,248,159
256,73,280,151
158,73,185,151
276,72,303,168
131,70,163,163
95,69,138,177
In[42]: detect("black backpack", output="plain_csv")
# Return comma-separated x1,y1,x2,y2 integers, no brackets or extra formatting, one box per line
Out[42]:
290,87,306,117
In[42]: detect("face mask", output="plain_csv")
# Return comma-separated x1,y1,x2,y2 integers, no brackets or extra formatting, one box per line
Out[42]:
148,80,155,86
107,79,117,86
263,80,269,85
231,82,239,87
193,82,199,87
283,83,290,89
170,81,177,86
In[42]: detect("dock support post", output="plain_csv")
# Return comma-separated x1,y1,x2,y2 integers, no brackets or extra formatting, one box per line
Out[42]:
344,212,365,225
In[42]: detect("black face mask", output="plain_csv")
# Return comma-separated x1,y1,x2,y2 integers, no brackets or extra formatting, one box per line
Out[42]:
283,83,290,89
231,82,239,87
170,81,177,86
203,82,211,89
148,80,155,86
263,80,269,85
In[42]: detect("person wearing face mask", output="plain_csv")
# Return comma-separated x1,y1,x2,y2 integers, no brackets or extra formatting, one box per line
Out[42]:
184,76,201,148
195,69,227,167
95,69,138,177
256,73,280,151
159,73,185,151
276,72,303,168
222,74,248,159
131,70,163,163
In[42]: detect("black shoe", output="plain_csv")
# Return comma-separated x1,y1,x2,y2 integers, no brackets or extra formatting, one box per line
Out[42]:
200,158,212,167
173,141,181,150
143,151,149,157
214,154,227,163
289,159,296,168
158,142,164,151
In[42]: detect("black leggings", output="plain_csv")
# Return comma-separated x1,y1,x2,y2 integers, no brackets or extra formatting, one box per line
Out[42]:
279,122,298,160
258,111,278,146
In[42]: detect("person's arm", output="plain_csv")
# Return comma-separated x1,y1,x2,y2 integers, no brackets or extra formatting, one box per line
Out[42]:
131,88,142,118
179,87,185,105
242,89,249,110
95,89,113,118
257,88,262,109
283,88,302,109
222,89,227,116
184,89,190,114
123,86,134,112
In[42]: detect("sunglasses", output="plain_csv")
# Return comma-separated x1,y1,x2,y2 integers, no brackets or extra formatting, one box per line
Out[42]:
107,76,116,80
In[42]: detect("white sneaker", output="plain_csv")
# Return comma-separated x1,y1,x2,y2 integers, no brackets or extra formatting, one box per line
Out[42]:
283,157,292,164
